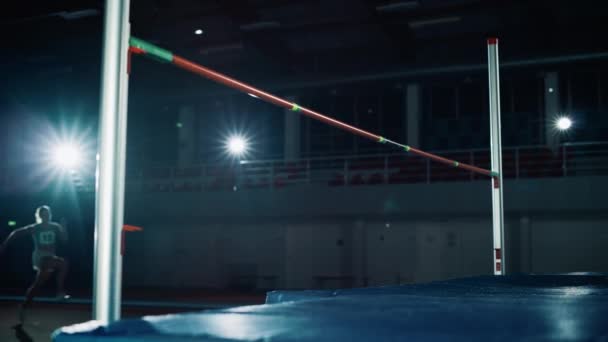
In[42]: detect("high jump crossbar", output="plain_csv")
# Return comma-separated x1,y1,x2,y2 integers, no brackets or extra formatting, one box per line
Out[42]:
128,37,497,179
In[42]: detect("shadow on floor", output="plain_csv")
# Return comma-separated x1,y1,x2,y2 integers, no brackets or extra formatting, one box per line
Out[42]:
13,325,34,342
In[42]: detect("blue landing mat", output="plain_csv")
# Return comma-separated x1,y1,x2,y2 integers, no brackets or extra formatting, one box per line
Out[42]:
53,274,608,341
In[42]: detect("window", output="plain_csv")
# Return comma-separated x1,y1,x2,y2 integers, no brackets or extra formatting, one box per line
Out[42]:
355,94,382,153
431,86,457,118
333,95,356,154
460,81,485,117
512,77,540,114
570,72,599,113
500,78,514,114
382,89,405,142
307,94,334,155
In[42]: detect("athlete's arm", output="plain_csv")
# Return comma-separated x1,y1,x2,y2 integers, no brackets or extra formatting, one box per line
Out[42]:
0,225,35,254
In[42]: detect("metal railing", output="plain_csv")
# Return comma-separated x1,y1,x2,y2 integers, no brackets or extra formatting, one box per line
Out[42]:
122,142,608,193
1,142,607,193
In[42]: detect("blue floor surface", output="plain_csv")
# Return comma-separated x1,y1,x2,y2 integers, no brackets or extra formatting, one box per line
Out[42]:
53,273,608,341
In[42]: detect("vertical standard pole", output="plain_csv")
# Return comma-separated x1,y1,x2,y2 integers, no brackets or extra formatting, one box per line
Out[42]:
94,0,130,323
112,5,131,319
487,38,506,275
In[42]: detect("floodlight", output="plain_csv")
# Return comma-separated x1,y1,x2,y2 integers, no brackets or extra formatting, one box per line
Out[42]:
226,135,248,156
52,143,82,169
556,116,572,131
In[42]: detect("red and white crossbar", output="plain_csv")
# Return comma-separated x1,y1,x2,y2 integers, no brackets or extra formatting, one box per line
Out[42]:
129,37,496,178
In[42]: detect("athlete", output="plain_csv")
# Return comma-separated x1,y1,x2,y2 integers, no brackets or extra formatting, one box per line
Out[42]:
0,205,69,324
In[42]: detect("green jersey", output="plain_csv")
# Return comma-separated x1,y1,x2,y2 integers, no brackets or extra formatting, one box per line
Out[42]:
31,223,62,254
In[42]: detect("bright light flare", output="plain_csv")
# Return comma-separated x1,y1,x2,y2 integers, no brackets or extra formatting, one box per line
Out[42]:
556,116,573,131
226,136,248,156
52,143,82,170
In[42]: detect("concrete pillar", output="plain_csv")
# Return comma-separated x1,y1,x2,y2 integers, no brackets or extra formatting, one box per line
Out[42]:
177,105,198,166
406,84,421,147
544,72,560,148
284,96,301,160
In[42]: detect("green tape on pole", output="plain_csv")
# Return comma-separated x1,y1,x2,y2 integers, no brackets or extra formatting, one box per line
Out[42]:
378,137,386,143
291,104,301,112
129,37,173,63
453,161,459,167
491,171,499,177
404,145,411,152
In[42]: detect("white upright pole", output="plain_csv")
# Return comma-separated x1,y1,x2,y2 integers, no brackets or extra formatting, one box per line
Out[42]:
93,0,131,323
487,38,506,275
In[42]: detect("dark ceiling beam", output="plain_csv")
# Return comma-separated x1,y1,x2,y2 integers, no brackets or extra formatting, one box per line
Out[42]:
214,0,302,73
0,0,102,23
129,48,608,106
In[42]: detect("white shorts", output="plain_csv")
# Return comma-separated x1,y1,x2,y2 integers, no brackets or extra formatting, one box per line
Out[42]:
32,250,57,271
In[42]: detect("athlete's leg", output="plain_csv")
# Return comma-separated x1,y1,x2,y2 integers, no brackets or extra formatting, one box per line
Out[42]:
19,261,53,324
50,257,69,298
24,265,53,306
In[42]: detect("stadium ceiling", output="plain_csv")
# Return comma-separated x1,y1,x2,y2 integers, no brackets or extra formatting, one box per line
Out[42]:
1,0,605,84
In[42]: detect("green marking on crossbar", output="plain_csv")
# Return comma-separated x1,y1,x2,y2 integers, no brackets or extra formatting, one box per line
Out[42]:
491,171,499,177
129,37,173,63
378,137,386,143
453,161,459,167
404,145,411,152
291,104,301,112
